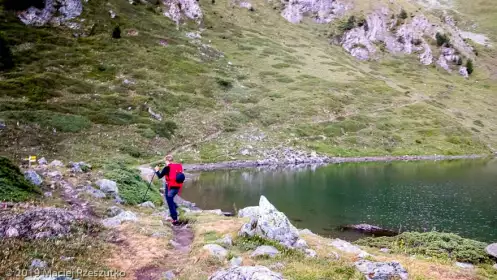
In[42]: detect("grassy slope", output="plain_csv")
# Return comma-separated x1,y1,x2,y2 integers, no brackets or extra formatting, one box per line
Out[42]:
0,0,496,165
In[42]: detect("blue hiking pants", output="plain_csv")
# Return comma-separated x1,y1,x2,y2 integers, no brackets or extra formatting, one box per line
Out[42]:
165,187,179,221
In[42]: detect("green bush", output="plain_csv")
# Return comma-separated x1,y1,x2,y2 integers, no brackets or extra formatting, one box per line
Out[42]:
436,32,450,47
152,121,178,139
0,76,60,101
1,0,44,10
0,157,41,202
0,33,14,70
0,111,91,132
103,162,162,205
355,232,491,264
466,59,474,75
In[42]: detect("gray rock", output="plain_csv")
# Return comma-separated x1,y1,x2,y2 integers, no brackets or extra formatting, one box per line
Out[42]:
238,206,259,219
24,170,43,186
251,245,280,258
60,256,74,261
109,9,116,19
486,243,497,258
230,256,243,267
281,0,349,24
380,248,390,253
138,201,156,208
208,266,284,280
101,211,138,228
47,171,62,180
269,262,285,270
0,120,5,129
330,239,370,257
114,195,125,204
239,196,303,249
38,157,48,165
106,206,124,217
163,270,176,280
216,234,233,248
96,179,118,195
31,259,47,268
49,160,64,167
170,239,182,249
459,66,469,78
305,249,317,258
294,238,308,249
239,2,252,10
19,0,82,26
355,260,408,280
43,192,52,197
84,186,106,199
151,232,168,238
203,244,228,260
69,161,90,173
455,262,474,269
6,227,19,237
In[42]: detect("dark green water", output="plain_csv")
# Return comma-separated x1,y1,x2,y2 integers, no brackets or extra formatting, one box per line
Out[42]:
182,159,497,242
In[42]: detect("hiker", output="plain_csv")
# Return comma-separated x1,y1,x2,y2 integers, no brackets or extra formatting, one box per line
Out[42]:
155,154,185,226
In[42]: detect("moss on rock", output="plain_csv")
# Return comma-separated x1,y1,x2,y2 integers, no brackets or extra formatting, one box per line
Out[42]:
0,156,41,202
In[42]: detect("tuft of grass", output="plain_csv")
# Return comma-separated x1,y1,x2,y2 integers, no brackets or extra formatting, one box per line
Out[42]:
0,156,41,202
355,232,491,264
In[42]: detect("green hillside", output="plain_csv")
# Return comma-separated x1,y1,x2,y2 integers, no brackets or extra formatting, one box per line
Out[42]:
0,0,496,165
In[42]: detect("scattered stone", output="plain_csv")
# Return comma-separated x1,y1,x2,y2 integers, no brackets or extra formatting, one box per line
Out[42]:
159,39,169,47
49,160,64,167
24,170,43,186
239,196,304,249
38,157,48,165
106,206,124,217
60,256,74,261
216,234,233,248
269,262,286,270
459,67,469,78
101,211,138,228
0,207,90,239
380,248,390,253
96,179,118,195
240,149,251,156
341,224,397,237
239,2,252,10
163,0,203,25
0,120,5,129
44,192,52,197
152,232,168,238
281,0,349,24
330,239,370,257
148,107,162,121
84,186,106,199
230,256,243,266
127,29,139,36
486,243,497,258
109,10,116,19
186,32,202,39
69,162,91,173
305,249,317,258
251,245,280,258
203,244,228,260
294,238,308,249
47,171,63,180
163,270,176,280
208,266,284,280
114,195,125,204
455,262,474,269
355,260,408,280
31,259,47,268
170,239,182,248
139,201,156,208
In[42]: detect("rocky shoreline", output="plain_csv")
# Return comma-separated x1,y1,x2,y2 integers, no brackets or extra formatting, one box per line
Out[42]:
183,154,491,172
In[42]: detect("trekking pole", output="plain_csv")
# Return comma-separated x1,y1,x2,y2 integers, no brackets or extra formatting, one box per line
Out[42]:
142,172,156,202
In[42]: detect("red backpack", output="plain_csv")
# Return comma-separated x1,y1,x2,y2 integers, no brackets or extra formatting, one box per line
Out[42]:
165,163,185,191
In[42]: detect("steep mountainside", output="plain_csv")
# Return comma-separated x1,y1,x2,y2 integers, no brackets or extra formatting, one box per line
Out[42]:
0,0,496,165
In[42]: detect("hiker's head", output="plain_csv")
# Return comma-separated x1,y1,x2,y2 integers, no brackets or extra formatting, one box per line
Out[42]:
165,154,173,163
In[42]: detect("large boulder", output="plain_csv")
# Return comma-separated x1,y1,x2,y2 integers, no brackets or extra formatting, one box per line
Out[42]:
95,179,118,195
486,243,497,258
238,206,259,219
203,244,228,260
355,260,408,280
24,170,43,186
239,196,306,249
208,266,285,280
83,186,106,199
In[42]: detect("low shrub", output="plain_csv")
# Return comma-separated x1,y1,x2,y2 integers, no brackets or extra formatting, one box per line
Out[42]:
103,162,162,205
355,232,491,264
0,156,41,202
466,59,474,75
152,121,177,139
0,111,91,132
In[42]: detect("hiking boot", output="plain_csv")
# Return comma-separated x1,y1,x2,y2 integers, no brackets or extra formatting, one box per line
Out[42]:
172,220,181,226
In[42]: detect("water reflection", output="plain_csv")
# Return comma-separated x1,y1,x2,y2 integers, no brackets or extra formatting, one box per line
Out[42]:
182,159,497,242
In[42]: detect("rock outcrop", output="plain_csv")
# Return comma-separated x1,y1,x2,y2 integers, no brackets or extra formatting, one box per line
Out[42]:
162,0,203,25
238,196,308,250
24,170,43,186
355,260,408,280
101,211,138,228
281,0,349,24
208,266,285,280
19,0,83,27
95,179,118,195
486,243,497,258
203,244,228,260
0,207,90,239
